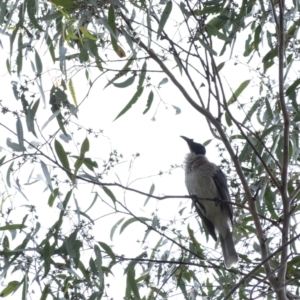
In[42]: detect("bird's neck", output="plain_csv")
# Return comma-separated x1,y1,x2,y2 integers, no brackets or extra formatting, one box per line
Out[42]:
184,153,209,172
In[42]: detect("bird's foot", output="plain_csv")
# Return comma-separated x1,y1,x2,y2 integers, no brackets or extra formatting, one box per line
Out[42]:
191,195,198,203
214,197,221,207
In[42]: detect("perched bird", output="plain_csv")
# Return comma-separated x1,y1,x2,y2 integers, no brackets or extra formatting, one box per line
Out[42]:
181,136,238,269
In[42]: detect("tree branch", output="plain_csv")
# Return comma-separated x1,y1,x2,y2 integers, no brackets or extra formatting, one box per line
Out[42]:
276,0,290,296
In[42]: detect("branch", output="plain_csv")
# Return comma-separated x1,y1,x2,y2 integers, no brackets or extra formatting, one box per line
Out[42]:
113,255,272,284
277,0,290,294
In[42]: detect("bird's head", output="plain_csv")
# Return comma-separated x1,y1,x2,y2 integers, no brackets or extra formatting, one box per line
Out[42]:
180,136,206,155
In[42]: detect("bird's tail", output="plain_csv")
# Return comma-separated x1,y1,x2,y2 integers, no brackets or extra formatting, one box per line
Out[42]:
220,230,238,269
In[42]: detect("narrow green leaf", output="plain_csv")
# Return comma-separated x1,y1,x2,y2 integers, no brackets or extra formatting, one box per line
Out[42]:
6,59,11,75
187,225,204,256
26,99,40,137
105,59,133,89
43,241,51,277
147,9,152,48
137,61,147,90
6,162,14,188
173,55,182,75
74,210,95,225
0,281,20,297
289,90,298,113
144,183,155,206
66,230,78,259
0,224,26,230
110,218,125,241
41,109,62,131
83,158,98,171
27,0,43,30
242,100,260,124
88,292,102,300
120,217,151,234
125,252,146,274
157,1,173,40
32,99,40,118
114,87,144,120
35,49,43,74
0,0,7,26
225,111,232,127
217,62,225,71
286,78,300,96
51,0,75,9
108,5,126,57
6,138,25,152
17,33,23,76
112,75,135,88
265,98,273,120
3,235,9,251
143,90,154,114
16,118,24,152
80,27,97,40
205,24,231,41
108,5,117,35
54,139,70,172
98,241,116,263
0,155,6,167
40,284,50,300
262,47,277,64
78,260,91,284
178,275,189,299
80,137,90,154
48,188,59,207
150,237,162,259
72,157,83,183
159,77,168,86
69,79,78,106
94,245,104,286
149,286,167,298
127,269,140,300
103,186,117,206
46,36,55,63
254,25,261,51
239,142,251,162
193,5,221,15
228,80,251,105
41,161,53,192
84,193,98,213
95,58,103,72
198,38,217,56
172,105,181,115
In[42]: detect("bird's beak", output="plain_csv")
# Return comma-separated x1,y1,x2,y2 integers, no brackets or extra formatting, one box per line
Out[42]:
180,136,192,143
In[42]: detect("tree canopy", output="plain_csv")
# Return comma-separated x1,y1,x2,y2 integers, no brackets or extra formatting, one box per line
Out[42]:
0,0,300,299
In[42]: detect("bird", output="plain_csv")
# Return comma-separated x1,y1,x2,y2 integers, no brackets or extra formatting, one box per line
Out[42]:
181,136,238,269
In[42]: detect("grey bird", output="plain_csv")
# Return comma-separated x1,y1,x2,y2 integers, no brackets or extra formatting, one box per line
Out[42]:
181,136,238,269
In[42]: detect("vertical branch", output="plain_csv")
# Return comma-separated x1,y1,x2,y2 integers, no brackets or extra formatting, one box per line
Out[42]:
277,0,291,293
278,0,289,193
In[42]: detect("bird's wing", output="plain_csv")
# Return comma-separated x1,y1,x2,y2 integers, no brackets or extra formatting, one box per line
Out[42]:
212,168,233,223
190,193,218,241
